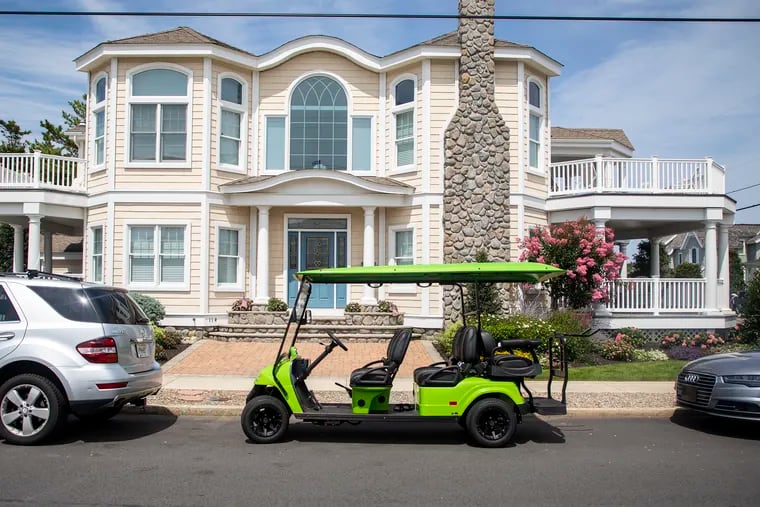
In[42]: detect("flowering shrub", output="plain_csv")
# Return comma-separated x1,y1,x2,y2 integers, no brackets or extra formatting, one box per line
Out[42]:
377,300,398,313
344,302,362,313
231,297,253,311
266,297,288,312
632,349,669,362
665,346,709,362
599,334,636,361
661,331,725,351
617,327,645,348
519,218,626,309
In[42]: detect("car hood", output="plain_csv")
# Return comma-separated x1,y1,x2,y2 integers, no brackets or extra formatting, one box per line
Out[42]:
684,350,760,376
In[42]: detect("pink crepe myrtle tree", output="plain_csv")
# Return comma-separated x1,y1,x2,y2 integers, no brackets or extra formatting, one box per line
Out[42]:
518,218,627,309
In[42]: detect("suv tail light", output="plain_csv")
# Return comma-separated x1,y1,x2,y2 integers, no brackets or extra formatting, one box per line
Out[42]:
77,337,118,363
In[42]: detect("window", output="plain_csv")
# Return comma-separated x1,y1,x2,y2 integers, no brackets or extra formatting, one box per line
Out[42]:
128,68,189,163
265,116,285,170
528,80,543,170
351,116,372,171
91,226,103,283
128,225,187,287
0,286,20,322
289,76,348,170
392,79,415,169
392,229,414,265
216,227,244,288
92,76,107,167
219,77,245,168
691,248,698,264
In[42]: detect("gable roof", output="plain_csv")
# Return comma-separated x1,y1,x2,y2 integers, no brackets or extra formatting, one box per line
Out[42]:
551,127,634,150
665,225,760,252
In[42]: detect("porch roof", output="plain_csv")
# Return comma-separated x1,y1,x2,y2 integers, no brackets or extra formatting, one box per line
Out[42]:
219,170,414,207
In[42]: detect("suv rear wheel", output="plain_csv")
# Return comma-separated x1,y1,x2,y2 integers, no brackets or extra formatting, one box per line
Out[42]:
0,374,67,445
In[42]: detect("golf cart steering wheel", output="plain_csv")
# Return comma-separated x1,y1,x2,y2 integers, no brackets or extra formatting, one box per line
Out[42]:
326,330,348,351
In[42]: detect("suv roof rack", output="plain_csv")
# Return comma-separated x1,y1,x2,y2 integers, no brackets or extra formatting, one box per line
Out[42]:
0,270,83,281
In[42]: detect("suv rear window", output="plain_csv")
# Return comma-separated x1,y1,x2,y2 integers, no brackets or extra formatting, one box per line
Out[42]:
29,286,149,324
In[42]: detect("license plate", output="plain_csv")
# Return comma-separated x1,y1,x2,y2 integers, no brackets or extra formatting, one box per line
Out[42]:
135,342,152,358
678,384,697,403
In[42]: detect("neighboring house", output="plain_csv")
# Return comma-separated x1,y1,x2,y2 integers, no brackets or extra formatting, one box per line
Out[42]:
664,225,760,282
0,0,737,331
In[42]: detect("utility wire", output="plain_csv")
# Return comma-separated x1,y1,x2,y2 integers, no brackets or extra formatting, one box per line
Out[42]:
737,202,760,211
727,182,760,194
0,11,759,22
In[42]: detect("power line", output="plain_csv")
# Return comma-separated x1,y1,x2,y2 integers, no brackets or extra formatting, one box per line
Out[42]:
737,202,760,211
0,11,759,22
727,182,760,194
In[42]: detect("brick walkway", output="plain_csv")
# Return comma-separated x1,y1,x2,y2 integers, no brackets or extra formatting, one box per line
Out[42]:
165,340,439,378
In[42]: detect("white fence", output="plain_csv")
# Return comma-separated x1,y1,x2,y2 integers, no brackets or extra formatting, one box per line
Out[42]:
549,156,725,196
603,278,706,314
0,152,86,192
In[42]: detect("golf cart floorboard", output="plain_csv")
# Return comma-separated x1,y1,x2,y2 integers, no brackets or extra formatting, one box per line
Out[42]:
532,397,567,416
295,403,458,423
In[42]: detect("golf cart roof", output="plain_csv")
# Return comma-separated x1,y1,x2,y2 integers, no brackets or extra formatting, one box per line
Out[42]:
296,262,564,284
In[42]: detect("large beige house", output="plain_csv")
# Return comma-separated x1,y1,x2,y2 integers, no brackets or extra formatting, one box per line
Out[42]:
0,19,737,332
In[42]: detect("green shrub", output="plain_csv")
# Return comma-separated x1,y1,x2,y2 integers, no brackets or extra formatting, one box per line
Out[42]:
345,302,362,313
266,297,288,312
152,324,167,360
673,262,702,278
130,293,166,323
600,336,635,361
617,327,645,349
632,349,669,361
739,270,760,346
545,310,596,362
435,322,463,357
377,300,397,313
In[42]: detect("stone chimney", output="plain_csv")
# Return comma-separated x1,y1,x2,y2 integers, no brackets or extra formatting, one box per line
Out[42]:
442,0,511,322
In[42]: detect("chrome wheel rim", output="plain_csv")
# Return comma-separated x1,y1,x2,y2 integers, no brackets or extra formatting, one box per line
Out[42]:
476,407,509,441
1,384,51,438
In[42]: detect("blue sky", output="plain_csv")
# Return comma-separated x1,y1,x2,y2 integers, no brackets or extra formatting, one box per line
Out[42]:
1,0,759,221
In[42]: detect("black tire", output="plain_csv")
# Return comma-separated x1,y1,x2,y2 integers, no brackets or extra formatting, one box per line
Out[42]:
241,395,289,444
465,398,517,448
0,374,67,445
75,406,122,424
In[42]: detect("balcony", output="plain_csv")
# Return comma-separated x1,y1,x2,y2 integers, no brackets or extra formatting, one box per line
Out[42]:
0,152,86,192
549,156,725,197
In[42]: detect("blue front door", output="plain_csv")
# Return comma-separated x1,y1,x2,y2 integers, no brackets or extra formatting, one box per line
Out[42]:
287,230,347,309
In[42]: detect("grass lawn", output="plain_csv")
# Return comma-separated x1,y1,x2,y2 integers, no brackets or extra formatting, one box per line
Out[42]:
536,360,688,381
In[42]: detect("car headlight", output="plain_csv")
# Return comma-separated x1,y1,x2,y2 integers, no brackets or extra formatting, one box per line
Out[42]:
723,375,760,387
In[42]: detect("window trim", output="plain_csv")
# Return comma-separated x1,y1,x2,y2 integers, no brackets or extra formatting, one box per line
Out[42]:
349,114,375,172
90,72,108,173
387,225,416,294
214,224,246,292
124,63,193,169
263,114,287,174
217,73,248,174
527,77,544,175
390,75,417,175
89,225,104,284
123,221,191,291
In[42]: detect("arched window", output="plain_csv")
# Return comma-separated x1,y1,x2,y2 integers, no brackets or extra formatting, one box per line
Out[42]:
392,78,415,169
528,80,544,170
92,76,107,166
128,68,190,163
219,76,246,169
289,76,347,170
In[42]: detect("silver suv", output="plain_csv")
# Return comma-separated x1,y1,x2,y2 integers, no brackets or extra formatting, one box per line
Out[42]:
0,271,162,445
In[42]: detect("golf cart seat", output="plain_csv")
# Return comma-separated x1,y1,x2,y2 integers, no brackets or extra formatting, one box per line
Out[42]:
481,331,542,379
349,328,413,387
415,326,483,387
413,325,468,384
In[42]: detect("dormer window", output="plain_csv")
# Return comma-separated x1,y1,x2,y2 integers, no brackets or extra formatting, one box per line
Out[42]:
219,76,246,169
128,67,190,163
392,78,415,170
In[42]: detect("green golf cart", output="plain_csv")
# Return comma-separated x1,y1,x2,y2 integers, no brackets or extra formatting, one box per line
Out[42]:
241,261,572,447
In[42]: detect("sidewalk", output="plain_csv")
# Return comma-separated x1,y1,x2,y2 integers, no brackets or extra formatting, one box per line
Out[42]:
141,340,678,417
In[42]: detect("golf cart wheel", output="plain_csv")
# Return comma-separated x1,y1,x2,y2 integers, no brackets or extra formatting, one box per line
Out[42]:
465,398,517,448
0,373,67,446
241,395,289,444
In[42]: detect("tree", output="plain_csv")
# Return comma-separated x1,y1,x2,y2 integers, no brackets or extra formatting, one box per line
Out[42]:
0,120,30,153
729,249,746,292
519,218,626,309
28,96,86,156
0,225,26,272
629,240,671,278
464,249,502,316
673,262,702,278
739,270,760,345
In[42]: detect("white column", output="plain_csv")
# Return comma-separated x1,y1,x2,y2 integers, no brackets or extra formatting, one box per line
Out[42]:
718,224,730,311
26,215,42,271
650,238,660,278
255,206,270,305
361,206,377,305
704,220,718,311
593,218,606,239
43,231,53,272
11,224,24,272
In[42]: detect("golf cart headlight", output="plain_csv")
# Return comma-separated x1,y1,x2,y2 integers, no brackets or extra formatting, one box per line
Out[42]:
723,375,760,387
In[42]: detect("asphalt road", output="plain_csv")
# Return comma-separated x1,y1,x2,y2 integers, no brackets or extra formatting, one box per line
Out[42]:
1,410,759,507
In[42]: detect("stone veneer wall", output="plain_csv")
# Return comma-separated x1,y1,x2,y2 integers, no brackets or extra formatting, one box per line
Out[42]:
443,0,511,323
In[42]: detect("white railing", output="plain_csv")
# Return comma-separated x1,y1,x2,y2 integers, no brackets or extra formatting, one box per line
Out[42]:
549,156,725,196
0,151,86,192
602,278,706,314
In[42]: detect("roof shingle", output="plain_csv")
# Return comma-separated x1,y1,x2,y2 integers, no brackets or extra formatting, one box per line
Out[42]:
551,127,635,150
